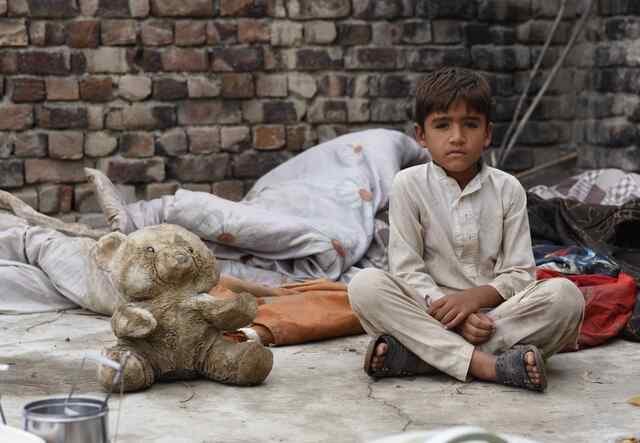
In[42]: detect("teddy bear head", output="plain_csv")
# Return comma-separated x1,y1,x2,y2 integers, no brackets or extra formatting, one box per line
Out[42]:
96,224,218,302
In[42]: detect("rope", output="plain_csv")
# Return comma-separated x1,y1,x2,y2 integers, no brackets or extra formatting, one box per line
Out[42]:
497,0,595,169
497,0,567,166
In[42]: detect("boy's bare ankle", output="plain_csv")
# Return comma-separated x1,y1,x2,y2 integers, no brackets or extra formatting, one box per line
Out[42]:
468,349,497,381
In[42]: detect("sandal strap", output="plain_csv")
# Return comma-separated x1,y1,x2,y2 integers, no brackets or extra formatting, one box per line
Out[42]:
495,345,546,392
367,335,431,378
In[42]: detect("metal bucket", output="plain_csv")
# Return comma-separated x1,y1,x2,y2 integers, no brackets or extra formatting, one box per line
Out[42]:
23,397,108,443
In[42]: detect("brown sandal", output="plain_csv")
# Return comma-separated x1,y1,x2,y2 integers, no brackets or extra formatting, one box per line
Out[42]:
363,334,435,378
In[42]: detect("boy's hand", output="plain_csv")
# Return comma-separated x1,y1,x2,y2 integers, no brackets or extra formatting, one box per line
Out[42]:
427,292,481,330
457,312,495,345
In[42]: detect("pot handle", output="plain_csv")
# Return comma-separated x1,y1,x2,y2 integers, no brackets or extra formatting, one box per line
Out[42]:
65,352,129,413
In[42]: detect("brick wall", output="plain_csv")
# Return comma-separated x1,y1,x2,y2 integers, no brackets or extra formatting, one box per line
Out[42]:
575,1,640,171
0,0,636,225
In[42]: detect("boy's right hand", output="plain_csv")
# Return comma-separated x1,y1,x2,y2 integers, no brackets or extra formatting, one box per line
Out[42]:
457,312,495,345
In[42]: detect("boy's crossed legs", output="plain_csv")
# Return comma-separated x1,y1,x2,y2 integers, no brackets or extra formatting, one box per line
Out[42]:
348,268,585,392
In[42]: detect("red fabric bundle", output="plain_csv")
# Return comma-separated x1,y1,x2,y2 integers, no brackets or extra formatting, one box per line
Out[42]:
537,269,637,350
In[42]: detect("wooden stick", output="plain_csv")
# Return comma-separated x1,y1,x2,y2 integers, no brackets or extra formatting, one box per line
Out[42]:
515,152,578,180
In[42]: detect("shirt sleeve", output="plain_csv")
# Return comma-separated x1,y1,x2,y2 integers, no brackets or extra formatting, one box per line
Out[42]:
388,172,446,303
488,179,536,299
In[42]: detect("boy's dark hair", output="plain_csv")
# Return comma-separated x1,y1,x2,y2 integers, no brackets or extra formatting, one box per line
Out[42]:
415,67,493,127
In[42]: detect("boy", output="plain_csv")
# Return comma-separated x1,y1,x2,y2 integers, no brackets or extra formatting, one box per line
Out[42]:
348,67,584,392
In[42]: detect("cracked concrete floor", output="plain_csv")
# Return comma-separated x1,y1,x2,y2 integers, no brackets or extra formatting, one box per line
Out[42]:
1,311,639,443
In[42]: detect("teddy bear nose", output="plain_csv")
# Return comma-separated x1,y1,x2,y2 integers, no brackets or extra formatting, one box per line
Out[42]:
175,253,189,265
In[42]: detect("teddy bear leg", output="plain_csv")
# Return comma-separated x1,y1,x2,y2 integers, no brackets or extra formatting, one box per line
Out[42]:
203,339,274,386
98,347,155,392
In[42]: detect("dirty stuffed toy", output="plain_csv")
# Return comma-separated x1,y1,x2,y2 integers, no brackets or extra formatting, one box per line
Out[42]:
96,224,273,392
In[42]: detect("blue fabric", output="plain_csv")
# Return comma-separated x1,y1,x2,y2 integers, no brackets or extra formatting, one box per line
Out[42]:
533,245,620,277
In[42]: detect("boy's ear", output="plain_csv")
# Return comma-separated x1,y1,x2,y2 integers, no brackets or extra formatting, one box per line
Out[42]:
95,232,127,269
483,122,494,149
414,123,428,148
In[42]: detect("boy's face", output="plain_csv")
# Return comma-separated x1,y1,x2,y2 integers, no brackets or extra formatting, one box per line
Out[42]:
415,99,492,182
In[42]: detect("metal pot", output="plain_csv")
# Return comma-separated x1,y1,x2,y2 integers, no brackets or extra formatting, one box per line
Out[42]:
23,397,108,443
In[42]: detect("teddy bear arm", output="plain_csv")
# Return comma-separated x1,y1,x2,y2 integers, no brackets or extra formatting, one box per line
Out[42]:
112,303,158,338
195,292,257,330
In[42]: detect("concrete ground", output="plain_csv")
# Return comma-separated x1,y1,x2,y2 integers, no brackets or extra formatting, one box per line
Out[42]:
1,310,638,443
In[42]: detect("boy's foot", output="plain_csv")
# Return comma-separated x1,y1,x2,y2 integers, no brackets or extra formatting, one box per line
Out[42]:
495,345,547,392
524,350,543,386
84,168,128,232
364,334,436,378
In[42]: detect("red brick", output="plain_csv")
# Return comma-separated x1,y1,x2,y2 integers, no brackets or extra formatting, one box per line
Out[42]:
220,0,267,16
150,0,214,16
97,156,165,183
286,124,317,151
101,19,137,45
168,154,229,182
46,78,79,101
0,19,28,46
30,21,66,46
38,106,88,129
220,126,250,152
222,73,254,98
0,51,17,73
105,104,175,130
140,20,173,46
67,20,100,48
211,180,244,201
145,182,180,200
120,132,154,157
14,132,47,157
29,0,79,17
187,127,220,154
238,19,270,43
25,158,91,184
48,131,84,160
17,51,69,75
206,21,237,45
162,48,208,72
175,20,206,46
38,184,66,214
178,101,242,125
0,104,32,129
0,159,24,188
211,47,263,72
12,77,45,102
95,0,131,17
254,125,286,150
152,78,187,100
157,128,187,156
80,77,113,102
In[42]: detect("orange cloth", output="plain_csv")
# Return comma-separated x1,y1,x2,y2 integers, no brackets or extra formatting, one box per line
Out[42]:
212,279,364,346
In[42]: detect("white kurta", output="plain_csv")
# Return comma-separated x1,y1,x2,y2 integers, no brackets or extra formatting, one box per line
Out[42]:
388,161,536,304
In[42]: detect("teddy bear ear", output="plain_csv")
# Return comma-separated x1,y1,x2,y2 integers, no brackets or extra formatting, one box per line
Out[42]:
95,232,127,269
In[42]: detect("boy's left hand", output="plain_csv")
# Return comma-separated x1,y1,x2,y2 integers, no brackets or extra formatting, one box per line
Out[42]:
427,292,481,330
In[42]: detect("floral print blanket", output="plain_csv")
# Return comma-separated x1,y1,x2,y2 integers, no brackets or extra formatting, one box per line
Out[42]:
121,129,430,286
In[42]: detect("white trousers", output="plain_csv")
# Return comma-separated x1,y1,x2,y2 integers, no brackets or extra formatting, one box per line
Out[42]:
348,268,585,381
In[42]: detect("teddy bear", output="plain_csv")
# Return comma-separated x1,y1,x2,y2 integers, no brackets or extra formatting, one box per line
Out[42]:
95,224,273,392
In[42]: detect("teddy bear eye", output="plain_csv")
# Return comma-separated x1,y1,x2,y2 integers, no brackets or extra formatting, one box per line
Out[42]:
187,247,194,254
145,246,155,253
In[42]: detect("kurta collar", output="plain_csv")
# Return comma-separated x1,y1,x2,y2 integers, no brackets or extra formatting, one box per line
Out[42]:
429,160,489,196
